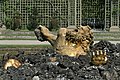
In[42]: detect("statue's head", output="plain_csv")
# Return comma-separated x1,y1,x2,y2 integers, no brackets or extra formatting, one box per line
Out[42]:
62,25,93,56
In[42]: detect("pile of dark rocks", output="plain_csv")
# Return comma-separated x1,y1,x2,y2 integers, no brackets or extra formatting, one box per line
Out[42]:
0,40,120,80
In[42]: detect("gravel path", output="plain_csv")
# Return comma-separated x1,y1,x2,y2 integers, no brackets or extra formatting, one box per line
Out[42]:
0,40,50,45
0,40,120,45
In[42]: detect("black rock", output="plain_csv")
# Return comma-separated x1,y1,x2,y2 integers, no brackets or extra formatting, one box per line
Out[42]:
93,40,117,53
0,41,120,80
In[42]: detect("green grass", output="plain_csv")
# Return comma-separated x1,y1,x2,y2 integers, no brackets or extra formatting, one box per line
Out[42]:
0,44,51,48
0,44,52,60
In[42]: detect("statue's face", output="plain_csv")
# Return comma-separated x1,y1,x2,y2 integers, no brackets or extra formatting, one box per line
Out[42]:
65,26,93,47
58,26,93,57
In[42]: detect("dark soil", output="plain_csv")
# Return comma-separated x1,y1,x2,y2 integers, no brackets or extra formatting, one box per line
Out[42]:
0,40,120,80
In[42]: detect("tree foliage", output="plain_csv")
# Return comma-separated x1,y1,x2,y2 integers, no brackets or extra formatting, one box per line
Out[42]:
12,11,21,30
27,8,39,31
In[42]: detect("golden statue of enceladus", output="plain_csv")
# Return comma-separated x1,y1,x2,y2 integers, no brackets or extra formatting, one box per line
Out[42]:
34,25,94,57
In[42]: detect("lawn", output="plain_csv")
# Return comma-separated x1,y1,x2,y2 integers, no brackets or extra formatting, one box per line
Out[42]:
0,44,52,59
